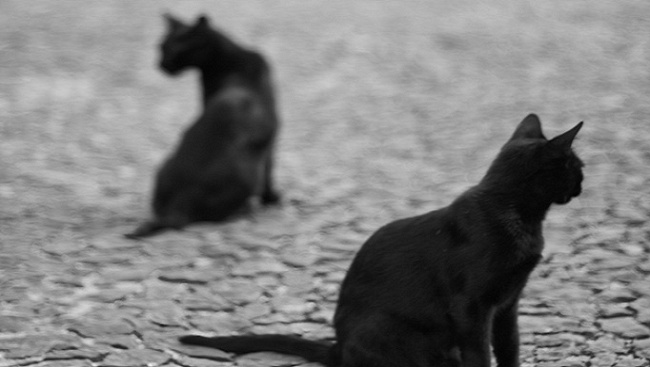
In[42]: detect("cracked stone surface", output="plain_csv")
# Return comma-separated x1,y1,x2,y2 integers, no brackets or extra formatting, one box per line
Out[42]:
1,1,650,366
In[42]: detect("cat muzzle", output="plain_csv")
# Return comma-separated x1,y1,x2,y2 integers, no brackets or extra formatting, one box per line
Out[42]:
160,61,182,75
556,185,581,204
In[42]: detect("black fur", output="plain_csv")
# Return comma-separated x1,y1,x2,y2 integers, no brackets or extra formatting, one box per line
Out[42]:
180,114,584,367
127,14,280,239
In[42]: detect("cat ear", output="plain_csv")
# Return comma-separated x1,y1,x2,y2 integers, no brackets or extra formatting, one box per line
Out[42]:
196,14,210,27
509,114,546,141
163,13,183,31
547,121,583,151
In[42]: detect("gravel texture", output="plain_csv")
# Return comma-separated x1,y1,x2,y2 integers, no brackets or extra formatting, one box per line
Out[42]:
1,1,649,366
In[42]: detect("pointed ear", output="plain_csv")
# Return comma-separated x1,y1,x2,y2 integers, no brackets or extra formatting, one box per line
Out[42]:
163,13,183,31
196,14,210,27
509,114,546,141
547,121,583,152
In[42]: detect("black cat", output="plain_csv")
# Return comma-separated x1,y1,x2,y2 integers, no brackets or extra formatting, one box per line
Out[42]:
127,14,280,238
180,114,584,367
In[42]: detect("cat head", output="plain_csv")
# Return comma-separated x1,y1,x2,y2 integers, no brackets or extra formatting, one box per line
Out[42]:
483,114,584,207
159,14,232,75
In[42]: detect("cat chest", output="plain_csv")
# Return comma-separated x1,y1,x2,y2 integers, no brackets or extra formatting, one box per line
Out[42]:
480,253,542,306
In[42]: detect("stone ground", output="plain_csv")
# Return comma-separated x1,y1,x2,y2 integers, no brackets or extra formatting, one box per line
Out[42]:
1,1,649,366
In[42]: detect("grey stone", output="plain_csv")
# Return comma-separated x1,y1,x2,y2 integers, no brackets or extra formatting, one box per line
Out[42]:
589,256,640,272
173,355,235,367
250,323,295,335
271,295,316,315
159,269,214,284
250,312,294,326
577,224,627,248
535,347,568,362
287,322,334,339
0,285,27,302
586,335,626,354
282,270,316,295
171,344,232,362
143,279,188,301
101,267,153,282
231,233,283,252
239,301,272,321
558,355,590,366
534,333,586,348
99,349,170,367
599,304,635,318
146,301,187,327
94,334,141,350
32,361,94,367
599,317,650,339
88,233,141,251
520,344,535,361
590,353,617,367
638,260,650,274
0,315,31,333
235,352,306,367
309,308,335,323
44,347,106,362
597,286,638,303
181,292,232,312
210,279,265,305
524,281,592,301
519,304,555,316
554,302,599,323
75,253,136,266
42,237,88,256
633,338,650,358
518,315,593,335
629,279,650,298
140,329,187,351
67,318,134,338
535,361,584,367
280,248,319,268
231,257,289,277
86,288,134,303
48,275,84,287
2,334,82,359
199,243,232,258
614,355,648,367
188,312,254,334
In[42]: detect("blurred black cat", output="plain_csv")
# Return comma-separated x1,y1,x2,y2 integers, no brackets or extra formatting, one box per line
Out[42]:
179,114,584,367
127,14,280,238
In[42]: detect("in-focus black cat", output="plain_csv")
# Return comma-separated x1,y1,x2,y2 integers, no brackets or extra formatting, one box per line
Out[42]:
127,14,280,238
180,114,584,367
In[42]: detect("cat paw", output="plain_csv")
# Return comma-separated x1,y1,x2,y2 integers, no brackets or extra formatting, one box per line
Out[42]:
124,221,165,239
124,230,146,240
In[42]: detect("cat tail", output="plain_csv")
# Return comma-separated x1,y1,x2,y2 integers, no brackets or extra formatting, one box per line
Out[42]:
179,334,337,366
124,217,185,239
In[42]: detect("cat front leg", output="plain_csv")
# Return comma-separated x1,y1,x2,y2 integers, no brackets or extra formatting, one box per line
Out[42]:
491,300,520,367
260,150,280,205
455,307,492,367
458,335,491,367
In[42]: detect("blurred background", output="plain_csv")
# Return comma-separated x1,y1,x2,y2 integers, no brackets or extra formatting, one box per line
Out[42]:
0,0,649,364
1,0,648,240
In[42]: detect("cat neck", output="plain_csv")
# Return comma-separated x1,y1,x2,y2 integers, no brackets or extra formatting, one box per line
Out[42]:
460,185,547,256
197,33,265,106
474,182,552,226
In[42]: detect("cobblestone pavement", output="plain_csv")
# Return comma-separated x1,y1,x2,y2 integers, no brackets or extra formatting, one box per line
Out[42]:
1,1,649,366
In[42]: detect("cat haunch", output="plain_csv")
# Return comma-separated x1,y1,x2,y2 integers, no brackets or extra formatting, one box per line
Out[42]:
127,14,280,239
180,114,584,367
